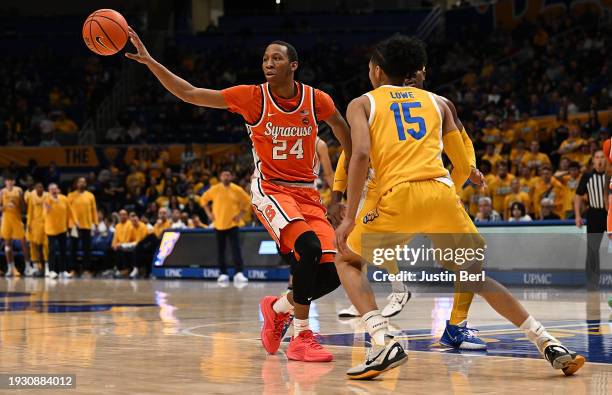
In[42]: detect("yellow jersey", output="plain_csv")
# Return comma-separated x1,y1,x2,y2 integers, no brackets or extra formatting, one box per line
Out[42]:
43,194,72,236
365,85,451,196
67,190,98,230
1,187,23,218
27,192,47,227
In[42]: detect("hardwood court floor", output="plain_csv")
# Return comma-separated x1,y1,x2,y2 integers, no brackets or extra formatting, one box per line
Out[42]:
0,278,610,394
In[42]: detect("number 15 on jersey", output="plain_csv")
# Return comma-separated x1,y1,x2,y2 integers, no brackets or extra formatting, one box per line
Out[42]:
390,101,426,141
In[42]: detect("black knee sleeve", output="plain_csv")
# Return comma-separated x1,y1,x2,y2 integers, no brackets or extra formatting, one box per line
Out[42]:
291,231,322,305
311,263,341,301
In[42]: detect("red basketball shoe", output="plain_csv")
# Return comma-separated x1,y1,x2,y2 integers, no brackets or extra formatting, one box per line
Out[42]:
260,296,292,354
286,330,333,362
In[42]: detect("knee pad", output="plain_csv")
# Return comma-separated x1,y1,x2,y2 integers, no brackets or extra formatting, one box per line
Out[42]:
294,231,322,264
291,231,322,305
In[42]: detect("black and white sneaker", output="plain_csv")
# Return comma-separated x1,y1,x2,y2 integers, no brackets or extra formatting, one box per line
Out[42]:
381,289,411,318
543,343,585,376
346,336,408,380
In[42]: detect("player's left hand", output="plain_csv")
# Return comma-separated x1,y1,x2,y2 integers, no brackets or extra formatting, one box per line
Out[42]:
327,202,345,228
469,168,486,189
335,218,355,256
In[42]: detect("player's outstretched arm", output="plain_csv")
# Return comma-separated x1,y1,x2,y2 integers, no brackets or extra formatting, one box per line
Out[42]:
125,27,227,109
335,97,370,254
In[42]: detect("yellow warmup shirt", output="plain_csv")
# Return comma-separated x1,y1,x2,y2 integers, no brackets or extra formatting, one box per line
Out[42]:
503,191,531,219
130,221,151,243
67,190,98,229
488,174,516,214
43,194,72,236
154,219,171,239
112,221,132,247
200,183,251,231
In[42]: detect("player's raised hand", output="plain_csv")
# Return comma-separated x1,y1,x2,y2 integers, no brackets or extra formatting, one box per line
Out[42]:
125,26,153,65
335,218,355,256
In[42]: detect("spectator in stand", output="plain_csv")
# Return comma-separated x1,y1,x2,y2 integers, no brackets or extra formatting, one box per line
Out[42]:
181,143,198,165
170,208,187,229
540,198,561,220
558,125,587,163
156,186,175,208
503,178,531,220
200,169,250,285
127,212,151,278
191,214,206,228
508,202,532,222
560,161,582,218
489,161,515,216
509,139,527,174
111,210,132,277
482,143,503,173
67,177,98,277
126,121,144,142
44,162,61,185
521,141,552,175
475,197,501,223
43,183,74,279
54,111,78,134
532,165,567,219
153,207,171,239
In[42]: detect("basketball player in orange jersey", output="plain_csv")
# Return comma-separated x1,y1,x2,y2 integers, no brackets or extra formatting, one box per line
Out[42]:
335,35,584,379
0,175,31,277
126,28,351,362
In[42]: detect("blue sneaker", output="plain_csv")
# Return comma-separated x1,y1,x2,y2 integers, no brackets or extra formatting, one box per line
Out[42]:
439,320,487,350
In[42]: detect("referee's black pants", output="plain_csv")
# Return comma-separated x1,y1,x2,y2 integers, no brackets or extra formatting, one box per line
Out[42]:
586,208,607,291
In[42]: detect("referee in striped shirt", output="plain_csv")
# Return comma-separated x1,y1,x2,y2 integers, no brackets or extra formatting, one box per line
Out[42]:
574,150,610,290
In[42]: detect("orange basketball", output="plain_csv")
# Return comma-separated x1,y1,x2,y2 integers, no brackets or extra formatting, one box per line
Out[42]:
82,9,129,56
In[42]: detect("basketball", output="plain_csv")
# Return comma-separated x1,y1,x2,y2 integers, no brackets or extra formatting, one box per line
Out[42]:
82,9,128,56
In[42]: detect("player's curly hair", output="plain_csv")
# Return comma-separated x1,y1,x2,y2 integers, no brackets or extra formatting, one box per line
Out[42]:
371,34,427,83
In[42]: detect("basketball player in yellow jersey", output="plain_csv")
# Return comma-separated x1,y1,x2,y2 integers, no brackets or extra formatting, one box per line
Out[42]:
335,35,584,380
26,182,48,277
0,175,31,277
332,68,488,349
332,151,412,319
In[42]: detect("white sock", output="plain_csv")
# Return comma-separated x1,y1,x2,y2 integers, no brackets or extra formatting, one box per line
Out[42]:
363,310,387,346
519,315,557,353
293,318,309,337
391,279,405,293
273,295,293,314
